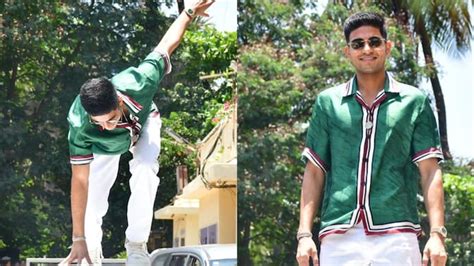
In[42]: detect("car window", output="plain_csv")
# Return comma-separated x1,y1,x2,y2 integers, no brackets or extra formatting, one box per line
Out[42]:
187,255,202,266
169,254,188,266
152,253,170,266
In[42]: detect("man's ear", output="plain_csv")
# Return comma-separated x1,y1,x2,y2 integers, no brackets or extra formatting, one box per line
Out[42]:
385,40,393,56
343,45,349,58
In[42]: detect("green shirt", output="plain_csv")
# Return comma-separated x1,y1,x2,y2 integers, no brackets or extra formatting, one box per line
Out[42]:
303,74,443,239
67,51,171,164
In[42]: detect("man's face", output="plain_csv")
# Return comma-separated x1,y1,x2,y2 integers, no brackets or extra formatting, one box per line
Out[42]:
344,25,392,75
89,102,124,131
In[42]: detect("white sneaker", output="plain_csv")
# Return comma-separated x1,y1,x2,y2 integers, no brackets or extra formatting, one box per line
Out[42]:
80,246,103,265
125,240,150,266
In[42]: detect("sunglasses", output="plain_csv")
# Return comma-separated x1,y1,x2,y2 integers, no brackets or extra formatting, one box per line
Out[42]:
348,36,385,50
89,108,125,126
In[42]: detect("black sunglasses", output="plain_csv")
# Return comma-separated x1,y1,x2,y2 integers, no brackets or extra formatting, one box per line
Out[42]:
348,36,385,50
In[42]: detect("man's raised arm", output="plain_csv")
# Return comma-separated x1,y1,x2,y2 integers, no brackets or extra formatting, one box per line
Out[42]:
155,0,214,56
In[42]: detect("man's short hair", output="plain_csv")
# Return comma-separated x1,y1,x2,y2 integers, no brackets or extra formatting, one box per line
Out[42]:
79,77,118,116
343,12,387,42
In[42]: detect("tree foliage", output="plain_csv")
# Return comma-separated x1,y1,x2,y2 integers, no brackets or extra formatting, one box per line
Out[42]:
0,0,236,261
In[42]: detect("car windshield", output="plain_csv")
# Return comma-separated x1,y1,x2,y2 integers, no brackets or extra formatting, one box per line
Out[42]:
209,259,237,266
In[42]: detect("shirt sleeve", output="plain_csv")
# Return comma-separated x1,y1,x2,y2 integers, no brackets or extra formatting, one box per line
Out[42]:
302,95,331,173
411,96,443,163
110,51,171,107
68,125,94,165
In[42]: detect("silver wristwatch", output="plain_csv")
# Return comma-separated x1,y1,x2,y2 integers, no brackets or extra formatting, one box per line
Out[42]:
185,8,196,18
430,226,447,238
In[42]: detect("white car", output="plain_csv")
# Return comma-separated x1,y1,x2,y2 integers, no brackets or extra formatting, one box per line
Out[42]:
150,244,237,266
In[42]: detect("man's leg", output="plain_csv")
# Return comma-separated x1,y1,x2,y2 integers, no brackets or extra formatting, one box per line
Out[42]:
125,112,161,264
84,153,121,264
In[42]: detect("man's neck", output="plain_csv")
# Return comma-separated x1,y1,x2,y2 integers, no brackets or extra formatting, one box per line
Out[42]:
356,71,386,96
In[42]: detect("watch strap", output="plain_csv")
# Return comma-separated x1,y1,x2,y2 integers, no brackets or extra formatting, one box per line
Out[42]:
430,226,447,238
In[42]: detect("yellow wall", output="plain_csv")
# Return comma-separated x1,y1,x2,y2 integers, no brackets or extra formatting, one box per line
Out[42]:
171,187,237,246
199,189,220,227
185,214,199,245
219,188,237,243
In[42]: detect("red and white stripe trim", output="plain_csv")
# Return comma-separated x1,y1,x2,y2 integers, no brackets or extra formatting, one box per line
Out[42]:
116,91,142,113
412,147,443,163
70,154,94,165
302,147,329,173
153,49,172,74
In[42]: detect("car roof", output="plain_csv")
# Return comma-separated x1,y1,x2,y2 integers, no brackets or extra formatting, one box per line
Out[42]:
150,244,237,260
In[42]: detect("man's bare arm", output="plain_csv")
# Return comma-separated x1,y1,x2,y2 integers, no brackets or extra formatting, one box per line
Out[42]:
60,164,91,265
155,0,214,56
298,162,325,233
71,164,90,238
419,158,447,266
296,161,325,266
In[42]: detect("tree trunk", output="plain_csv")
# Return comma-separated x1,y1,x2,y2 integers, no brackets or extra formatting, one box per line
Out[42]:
239,217,253,266
417,19,453,160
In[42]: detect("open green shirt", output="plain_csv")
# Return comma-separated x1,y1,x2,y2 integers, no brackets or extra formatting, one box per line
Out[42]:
67,51,171,164
303,74,443,239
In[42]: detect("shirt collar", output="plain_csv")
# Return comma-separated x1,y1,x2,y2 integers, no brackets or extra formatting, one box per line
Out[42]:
343,72,400,97
116,90,143,113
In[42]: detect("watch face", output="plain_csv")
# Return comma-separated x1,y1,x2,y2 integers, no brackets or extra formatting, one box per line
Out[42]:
187,8,194,15
441,227,447,235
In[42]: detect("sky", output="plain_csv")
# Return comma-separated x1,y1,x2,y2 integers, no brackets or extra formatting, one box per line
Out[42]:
162,0,237,32
164,0,473,159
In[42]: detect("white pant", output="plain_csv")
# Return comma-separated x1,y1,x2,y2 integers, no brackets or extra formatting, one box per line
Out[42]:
84,114,162,250
320,222,422,266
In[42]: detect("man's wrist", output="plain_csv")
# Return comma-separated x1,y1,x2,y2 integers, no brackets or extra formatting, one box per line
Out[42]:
296,231,313,241
430,226,447,238
184,8,196,19
72,235,86,242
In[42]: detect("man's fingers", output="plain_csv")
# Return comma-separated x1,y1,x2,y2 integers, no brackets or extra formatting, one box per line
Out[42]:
422,249,430,266
296,253,309,266
430,251,448,266
311,249,319,266
85,254,93,264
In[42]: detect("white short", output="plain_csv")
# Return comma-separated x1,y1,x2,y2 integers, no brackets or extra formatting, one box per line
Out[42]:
320,222,422,266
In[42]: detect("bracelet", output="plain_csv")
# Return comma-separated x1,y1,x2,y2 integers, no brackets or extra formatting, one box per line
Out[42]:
296,231,313,241
72,236,86,242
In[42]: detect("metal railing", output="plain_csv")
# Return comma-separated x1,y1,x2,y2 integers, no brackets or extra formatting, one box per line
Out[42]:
26,258,126,266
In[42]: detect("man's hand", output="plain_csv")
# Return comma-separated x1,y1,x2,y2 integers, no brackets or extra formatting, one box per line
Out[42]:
422,234,447,266
188,0,215,17
59,240,92,265
296,237,319,266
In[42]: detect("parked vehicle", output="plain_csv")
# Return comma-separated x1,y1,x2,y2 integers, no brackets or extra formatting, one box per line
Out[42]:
150,244,237,266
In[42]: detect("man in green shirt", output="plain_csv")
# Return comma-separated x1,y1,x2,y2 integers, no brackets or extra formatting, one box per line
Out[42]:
61,1,215,265
296,12,447,266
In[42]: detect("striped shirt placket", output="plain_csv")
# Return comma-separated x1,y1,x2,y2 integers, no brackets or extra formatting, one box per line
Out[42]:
355,90,387,229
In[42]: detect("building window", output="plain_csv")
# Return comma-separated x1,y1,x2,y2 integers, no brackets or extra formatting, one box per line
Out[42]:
200,224,217,244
